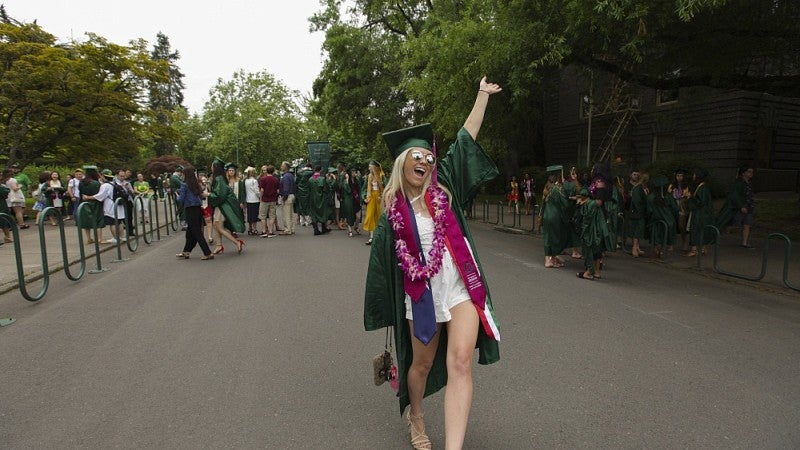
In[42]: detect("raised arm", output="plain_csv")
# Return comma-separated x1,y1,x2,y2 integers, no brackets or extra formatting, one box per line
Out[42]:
463,76,502,140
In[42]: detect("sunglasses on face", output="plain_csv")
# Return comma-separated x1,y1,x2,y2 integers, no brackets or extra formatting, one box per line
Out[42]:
410,150,436,165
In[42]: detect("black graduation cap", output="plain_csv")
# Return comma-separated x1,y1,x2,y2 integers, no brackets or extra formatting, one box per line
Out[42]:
381,124,434,160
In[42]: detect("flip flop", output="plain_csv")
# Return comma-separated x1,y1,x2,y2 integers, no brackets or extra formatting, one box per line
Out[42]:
576,272,594,280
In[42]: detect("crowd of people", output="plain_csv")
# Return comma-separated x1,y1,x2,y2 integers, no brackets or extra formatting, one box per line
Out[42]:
0,157,391,253
538,163,757,280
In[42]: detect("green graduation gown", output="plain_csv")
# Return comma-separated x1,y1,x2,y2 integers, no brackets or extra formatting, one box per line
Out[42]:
605,184,622,251
308,174,332,224
688,182,715,245
575,199,613,270
208,176,245,233
339,174,361,227
296,168,313,217
562,179,580,247
542,184,569,256
646,193,678,246
629,184,647,239
77,180,105,230
364,128,500,414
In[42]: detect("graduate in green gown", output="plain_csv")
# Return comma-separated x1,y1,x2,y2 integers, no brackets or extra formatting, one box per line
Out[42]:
296,163,314,226
307,166,332,235
541,166,569,268
606,176,624,251
208,158,245,255
646,175,678,259
562,167,582,258
364,77,501,450
628,172,649,257
326,167,338,223
686,167,714,257
339,166,361,237
77,166,106,243
575,187,612,280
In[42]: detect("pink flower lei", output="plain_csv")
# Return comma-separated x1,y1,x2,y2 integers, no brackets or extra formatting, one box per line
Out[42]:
388,186,449,282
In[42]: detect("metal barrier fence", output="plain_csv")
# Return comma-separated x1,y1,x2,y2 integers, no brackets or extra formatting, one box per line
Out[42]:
474,199,797,292
700,225,799,292
479,200,540,233
0,194,180,305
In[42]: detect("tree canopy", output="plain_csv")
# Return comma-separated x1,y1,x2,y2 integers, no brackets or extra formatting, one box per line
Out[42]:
308,0,800,171
0,12,170,169
174,70,308,170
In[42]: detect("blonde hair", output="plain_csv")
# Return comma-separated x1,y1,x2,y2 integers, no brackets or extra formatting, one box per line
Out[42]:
382,148,451,210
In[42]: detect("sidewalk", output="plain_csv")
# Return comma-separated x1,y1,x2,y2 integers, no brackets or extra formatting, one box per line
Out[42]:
0,209,179,297
482,194,800,295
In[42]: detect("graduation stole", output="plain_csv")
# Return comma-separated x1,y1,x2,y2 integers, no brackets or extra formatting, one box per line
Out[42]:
693,181,705,197
389,187,489,343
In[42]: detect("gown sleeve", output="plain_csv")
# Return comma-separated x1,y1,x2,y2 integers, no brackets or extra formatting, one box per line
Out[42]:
436,128,499,211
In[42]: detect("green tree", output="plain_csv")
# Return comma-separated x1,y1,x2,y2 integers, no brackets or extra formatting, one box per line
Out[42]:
148,32,185,156
309,21,412,166
0,11,167,169
178,70,307,168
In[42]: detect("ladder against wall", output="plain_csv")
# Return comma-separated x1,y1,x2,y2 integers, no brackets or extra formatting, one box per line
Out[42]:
595,78,640,162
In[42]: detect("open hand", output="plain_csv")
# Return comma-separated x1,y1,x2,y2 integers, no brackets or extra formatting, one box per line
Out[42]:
479,76,502,95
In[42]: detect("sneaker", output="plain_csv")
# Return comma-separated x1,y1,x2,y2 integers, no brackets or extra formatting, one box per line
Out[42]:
101,238,118,244
260,232,270,238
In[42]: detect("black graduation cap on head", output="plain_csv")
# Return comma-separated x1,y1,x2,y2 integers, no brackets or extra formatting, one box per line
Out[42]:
382,124,434,160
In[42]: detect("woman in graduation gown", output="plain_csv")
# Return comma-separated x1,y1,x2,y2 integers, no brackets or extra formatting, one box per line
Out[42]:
541,167,569,268
575,186,613,280
629,173,649,257
364,77,501,450
685,167,714,257
77,166,106,244
208,158,245,255
339,167,361,237
646,175,678,259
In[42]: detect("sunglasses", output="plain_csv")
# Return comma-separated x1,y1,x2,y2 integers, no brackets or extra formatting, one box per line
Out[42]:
410,150,436,165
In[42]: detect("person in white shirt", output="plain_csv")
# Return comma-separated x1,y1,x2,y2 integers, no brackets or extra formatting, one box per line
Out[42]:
67,169,83,220
243,167,261,235
84,169,126,244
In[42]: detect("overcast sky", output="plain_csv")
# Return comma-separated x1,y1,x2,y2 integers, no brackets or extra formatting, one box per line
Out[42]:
7,0,327,114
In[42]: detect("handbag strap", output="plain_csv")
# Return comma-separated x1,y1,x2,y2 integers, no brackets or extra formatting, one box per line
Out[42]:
385,326,393,353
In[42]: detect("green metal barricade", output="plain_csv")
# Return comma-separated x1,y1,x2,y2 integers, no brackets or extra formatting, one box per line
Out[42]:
0,213,19,324
709,230,798,292
75,201,109,274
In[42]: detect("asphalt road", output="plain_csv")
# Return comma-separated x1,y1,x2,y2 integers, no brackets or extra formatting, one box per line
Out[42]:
0,221,798,448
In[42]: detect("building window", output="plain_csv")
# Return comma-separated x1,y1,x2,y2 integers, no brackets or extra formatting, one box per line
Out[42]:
656,89,679,106
652,134,675,161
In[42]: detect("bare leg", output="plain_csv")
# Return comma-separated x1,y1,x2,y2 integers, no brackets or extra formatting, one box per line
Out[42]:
407,320,439,450
742,224,751,246
632,238,641,257
12,205,24,226
214,221,239,246
444,302,479,450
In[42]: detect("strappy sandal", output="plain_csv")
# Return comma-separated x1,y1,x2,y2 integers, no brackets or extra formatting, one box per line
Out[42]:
406,411,432,450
